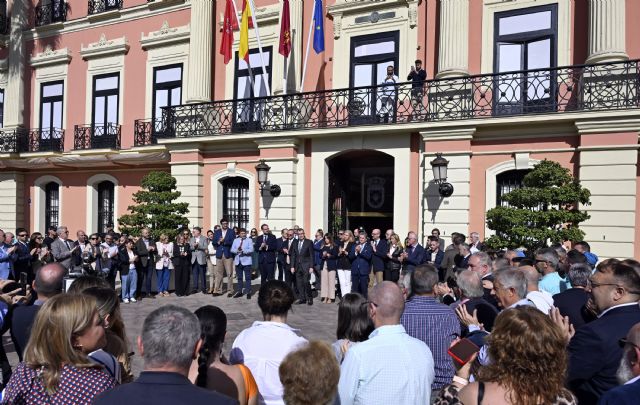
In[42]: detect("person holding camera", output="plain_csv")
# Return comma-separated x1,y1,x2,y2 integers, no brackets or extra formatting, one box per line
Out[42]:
407,59,427,119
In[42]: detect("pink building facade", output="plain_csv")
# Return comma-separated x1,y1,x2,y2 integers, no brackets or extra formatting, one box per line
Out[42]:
0,0,639,258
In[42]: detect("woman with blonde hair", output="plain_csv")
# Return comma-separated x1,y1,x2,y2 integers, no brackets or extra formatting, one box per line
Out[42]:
385,233,404,283
336,230,355,301
3,294,116,403
155,233,174,296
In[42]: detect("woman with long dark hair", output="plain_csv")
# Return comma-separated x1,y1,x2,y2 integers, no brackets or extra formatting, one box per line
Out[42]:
320,234,339,303
190,305,258,405
29,232,52,274
173,234,192,296
332,292,374,364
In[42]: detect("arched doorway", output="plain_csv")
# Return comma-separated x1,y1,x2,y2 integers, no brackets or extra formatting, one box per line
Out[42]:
327,150,394,235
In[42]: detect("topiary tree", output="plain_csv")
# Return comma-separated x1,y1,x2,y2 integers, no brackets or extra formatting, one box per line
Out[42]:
485,160,591,253
118,171,189,240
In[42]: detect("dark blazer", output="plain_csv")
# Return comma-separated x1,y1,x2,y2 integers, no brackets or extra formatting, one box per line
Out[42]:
10,304,42,361
172,243,192,267
117,246,135,276
255,233,277,264
386,245,404,271
568,304,640,404
93,371,237,405
134,238,156,267
312,239,324,267
321,245,339,271
404,243,425,272
337,242,354,269
553,288,595,330
424,249,444,269
276,237,289,263
598,377,640,405
461,297,499,333
349,243,372,275
370,239,388,272
290,238,314,271
213,228,235,259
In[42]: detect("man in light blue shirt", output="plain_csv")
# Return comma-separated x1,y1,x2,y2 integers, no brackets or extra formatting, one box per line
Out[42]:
0,230,17,280
338,281,435,405
231,228,255,299
535,247,570,295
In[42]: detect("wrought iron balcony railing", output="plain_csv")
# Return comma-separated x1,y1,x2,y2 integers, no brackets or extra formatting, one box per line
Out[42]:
158,60,640,139
74,124,121,150
88,0,123,15
22,128,65,152
35,1,67,26
134,118,172,146
0,129,18,153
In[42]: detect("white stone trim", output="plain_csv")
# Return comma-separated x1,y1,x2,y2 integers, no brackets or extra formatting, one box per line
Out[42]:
140,21,190,50
80,34,130,60
481,0,571,73
86,174,119,234
30,48,70,133
29,46,72,68
484,157,540,236
33,175,64,234
210,168,256,230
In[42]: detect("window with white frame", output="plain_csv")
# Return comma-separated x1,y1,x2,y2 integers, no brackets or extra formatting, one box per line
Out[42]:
222,177,249,230
152,64,182,131
92,73,119,133
40,81,64,140
233,47,272,127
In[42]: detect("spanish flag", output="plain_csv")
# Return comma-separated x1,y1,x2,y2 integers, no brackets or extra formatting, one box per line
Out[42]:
238,0,252,62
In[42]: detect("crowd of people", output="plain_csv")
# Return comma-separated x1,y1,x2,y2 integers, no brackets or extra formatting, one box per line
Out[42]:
0,220,638,404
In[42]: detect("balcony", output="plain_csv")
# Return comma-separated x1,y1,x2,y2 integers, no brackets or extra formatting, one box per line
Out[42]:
88,0,123,15
35,1,67,26
158,60,640,139
21,128,65,152
0,129,22,153
74,124,121,150
134,118,172,146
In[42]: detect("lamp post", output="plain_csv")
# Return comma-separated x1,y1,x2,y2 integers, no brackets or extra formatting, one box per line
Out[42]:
430,153,454,197
255,160,282,197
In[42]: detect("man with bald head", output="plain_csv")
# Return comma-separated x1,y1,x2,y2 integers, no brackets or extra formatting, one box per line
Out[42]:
10,262,66,360
599,322,640,404
520,265,554,314
338,281,434,405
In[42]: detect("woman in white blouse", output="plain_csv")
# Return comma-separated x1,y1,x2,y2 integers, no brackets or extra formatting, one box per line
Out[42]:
155,234,174,297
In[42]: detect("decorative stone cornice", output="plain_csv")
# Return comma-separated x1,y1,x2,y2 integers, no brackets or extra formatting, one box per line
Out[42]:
140,21,190,50
255,138,299,149
574,118,640,134
80,34,129,60
420,126,476,141
218,3,280,28
327,0,417,38
29,46,72,67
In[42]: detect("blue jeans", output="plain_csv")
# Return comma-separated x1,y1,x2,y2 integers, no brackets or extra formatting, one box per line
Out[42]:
121,270,137,300
191,262,206,292
156,267,170,293
236,264,252,294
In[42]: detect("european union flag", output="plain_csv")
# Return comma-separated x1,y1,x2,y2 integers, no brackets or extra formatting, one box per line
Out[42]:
312,0,325,54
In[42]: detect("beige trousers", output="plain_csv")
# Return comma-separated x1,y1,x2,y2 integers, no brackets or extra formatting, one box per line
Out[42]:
218,257,234,293
321,263,336,300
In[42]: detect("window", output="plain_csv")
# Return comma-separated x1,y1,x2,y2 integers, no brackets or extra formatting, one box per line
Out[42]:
222,177,249,230
0,89,4,128
152,65,182,131
496,169,531,207
233,47,272,128
92,73,119,133
97,181,114,233
40,81,64,145
494,5,557,114
45,182,60,230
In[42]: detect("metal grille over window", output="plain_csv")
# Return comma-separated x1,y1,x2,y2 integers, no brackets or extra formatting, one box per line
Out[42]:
45,182,60,230
222,177,249,230
97,181,115,233
496,169,531,207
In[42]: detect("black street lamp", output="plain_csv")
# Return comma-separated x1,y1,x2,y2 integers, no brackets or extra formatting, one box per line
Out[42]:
430,153,454,197
255,160,282,197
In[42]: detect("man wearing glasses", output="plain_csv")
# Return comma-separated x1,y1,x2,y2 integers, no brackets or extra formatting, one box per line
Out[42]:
212,219,235,297
566,260,640,404
0,230,17,280
535,247,571,295
12,228,32,283
598,322,640,404
51,226,78,272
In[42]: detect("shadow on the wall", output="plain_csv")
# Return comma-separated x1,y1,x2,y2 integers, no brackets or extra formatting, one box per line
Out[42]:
261,186,275,219
425,180,444,222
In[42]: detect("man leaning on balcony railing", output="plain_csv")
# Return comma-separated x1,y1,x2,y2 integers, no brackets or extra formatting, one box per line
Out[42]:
407,59,427,120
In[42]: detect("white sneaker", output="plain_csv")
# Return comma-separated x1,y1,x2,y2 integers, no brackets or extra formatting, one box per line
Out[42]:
123,298,130,303
130,298,137,303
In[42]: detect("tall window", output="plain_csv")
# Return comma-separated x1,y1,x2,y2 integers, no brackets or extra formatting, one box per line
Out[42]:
152,65,182,131
494,5,557,114
233,47,272,127
222,177,249,230
40,81,64,144
92,73,119,133
97,181,114,233
496,169,531,207
0,89,4,128
45,182,60,230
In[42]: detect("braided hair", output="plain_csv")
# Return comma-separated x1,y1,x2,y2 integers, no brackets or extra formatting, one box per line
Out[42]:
193,305,227,388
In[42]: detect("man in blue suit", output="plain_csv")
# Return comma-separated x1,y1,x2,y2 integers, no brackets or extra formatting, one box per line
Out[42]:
598,322,640,405
402,232,425,273
349,232,373,298
212,219,236,297
231,228,255,299
424,237,445,280
275,228,289,281
256,224,277,285
567,262,640,404
370,229,388,283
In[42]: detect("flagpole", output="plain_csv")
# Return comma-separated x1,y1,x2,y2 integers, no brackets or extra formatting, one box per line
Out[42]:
300,1,315,92
230,0,255,91
247,0,271,97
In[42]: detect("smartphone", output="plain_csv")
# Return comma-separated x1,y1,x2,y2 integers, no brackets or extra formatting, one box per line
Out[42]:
447,338,480,366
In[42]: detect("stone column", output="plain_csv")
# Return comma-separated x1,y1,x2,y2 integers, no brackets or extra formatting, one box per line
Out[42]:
185,0,213,103
436,0,469,79
586,0,628,64
170,151,204,227
4,0,27,129
0,173,24,231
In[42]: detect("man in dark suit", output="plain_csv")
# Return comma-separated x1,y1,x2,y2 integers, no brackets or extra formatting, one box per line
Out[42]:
212,219,236,297
349,232,373,298
424,237,445,280
256,224,277,285
276,229,289,282
567,262,640,404
93,305,236,405
12,228,32,283
370,229,388,284
135,227,157,299
401,232,424,273
553,263,596,329
290,229,315,305
598,322,640,405
10,263,66,361
283,229,297,294
467,251,499,310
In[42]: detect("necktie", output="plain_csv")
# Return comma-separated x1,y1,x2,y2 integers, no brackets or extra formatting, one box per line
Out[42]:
65,240,71,250
264,235,267,244
299,240,303,252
